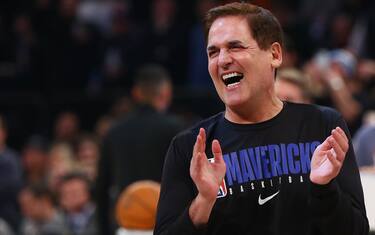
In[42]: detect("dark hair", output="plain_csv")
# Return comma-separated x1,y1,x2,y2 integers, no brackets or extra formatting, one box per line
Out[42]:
58,172,93,200
133,64,171,98
24,135,50,152
25,183,53,200
59,171,91,189
204,2,283,50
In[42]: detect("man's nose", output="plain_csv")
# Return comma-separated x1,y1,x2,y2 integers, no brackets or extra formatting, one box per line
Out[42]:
218,49,233,68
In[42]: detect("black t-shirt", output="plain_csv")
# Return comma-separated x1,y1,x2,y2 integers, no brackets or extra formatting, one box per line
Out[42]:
155,102,369,235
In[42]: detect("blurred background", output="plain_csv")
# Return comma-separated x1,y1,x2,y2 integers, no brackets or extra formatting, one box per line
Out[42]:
0,0,375,234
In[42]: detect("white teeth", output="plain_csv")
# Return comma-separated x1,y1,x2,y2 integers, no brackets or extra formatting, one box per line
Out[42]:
227,82,240,88
222,72,242,80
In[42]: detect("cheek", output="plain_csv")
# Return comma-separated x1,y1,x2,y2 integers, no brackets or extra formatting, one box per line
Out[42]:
208,59,217,78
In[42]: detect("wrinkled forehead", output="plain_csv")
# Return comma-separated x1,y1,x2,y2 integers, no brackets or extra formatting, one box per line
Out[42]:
207,15,254,46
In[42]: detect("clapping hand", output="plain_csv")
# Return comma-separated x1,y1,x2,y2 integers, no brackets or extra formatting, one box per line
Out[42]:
190,128,226,202
310,127,349,185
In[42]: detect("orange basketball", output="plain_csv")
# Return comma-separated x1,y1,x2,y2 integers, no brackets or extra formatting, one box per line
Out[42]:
115,180,161,230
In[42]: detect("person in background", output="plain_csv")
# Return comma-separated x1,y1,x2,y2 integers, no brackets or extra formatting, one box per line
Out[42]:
0,115,22,232
353,125,375,173
75,134,100,182
21,135,49,185
18,183,66,235
353,111,375,173
46,142,77,193
304,49,366,133
188,0,217,89
0,218,14,235
94,115,114,142
54,111,81,145
58,172,97,235
144,0,189,85
96,64,184,234
275,68,312,104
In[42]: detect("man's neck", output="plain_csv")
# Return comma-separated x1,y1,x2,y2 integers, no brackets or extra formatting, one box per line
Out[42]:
224,96,283,124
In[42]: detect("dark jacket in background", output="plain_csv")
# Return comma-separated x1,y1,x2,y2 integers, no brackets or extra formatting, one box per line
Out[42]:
96,104,184,234
0,148,22,233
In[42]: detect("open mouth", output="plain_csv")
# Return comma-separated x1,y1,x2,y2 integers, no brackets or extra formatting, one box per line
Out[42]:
222,72,244,87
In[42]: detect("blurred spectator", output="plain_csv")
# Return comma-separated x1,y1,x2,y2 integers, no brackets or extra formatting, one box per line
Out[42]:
143,0,189,85
46,0,103,91
0,218,14,235
18,183,66,235
58,172,97,235
76,0,113,34
325,12,354,49
102,1,142,88
96,64,184,234
304,49,366,133
21,135,49,185
275,68,312,104
298,0,343,49
18,185,34,221
47,142,77,193
18,185,35,234
272,1,315,64
94,115,114,142
280,35,300,68
348,0,375,59
353,111,375,173
75,134,100,182
54,111,81,145
13,13,43,90
115,180,160,235
0,115,22,232
110,96,134,120
354,125,375,173
357,59,375,83
187,0,216,89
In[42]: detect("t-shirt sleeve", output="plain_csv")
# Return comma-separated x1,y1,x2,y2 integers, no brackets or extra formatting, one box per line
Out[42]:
308,115,369,235
154,133,207,235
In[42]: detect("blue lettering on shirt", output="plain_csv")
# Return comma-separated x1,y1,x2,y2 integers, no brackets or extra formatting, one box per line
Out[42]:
223,141,321,186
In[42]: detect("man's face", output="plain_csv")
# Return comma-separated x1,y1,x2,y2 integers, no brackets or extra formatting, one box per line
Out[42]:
60,179,89,213
207,16,278,108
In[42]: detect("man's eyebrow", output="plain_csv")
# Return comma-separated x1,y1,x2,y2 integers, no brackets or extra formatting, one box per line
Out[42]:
207,40,247,50
207,45,218,51
228,40,245,47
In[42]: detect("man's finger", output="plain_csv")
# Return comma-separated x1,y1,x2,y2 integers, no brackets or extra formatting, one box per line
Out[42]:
326,149,341,169
334,127,348,142
193,134,199,157
195,152,203,169
197,128,206,154
328,137,345,162
193,128,206,156
191,151,205,169
191,142,199,168
212,139,223,163
332,128,349,153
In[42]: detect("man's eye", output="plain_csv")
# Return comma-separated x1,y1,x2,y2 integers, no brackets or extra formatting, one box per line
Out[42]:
230,45,243,50
208,51,218,58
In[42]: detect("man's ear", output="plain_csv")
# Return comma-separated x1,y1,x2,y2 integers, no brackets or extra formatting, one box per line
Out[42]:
270,42,282,68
